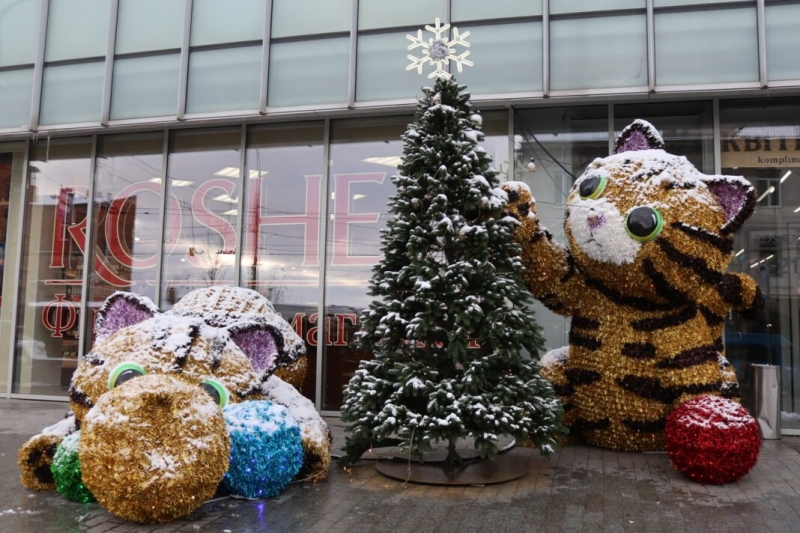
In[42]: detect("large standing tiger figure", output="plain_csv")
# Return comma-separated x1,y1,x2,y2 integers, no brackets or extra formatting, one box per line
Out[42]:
503,120,764,452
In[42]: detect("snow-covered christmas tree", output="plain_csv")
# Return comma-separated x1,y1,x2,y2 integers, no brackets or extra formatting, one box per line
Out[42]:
339,74,565,469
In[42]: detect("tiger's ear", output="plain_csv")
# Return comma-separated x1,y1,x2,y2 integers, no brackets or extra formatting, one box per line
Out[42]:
614,119,665,153
228,319,284,374
705,176,756,235
94,292,159,341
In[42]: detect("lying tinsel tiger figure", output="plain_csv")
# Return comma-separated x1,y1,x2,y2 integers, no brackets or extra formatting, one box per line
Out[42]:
503,120,764,452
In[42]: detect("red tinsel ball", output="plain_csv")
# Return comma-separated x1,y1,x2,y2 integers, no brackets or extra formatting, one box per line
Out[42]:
665,395,761,485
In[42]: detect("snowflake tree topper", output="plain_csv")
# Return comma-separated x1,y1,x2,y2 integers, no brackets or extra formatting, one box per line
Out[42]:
406,18,472,79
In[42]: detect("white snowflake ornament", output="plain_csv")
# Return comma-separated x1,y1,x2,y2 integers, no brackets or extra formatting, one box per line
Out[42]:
406,18,473,79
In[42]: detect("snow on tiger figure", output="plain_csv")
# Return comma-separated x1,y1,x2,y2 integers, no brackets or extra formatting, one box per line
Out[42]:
18,286,331,523
502,120,763,480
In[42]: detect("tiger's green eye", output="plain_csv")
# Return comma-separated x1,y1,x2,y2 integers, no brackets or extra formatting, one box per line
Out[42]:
200,379,230,408
626,206,664,242
579,176,607,200
108,362,147,390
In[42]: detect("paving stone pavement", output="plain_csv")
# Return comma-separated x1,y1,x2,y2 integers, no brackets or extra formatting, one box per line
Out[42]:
3,399,800,533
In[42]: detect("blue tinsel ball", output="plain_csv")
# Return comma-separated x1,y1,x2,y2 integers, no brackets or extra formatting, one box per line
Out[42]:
221,400,304,499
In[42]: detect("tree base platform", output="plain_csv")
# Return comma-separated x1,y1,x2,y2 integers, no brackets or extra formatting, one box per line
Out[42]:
374,453,527,486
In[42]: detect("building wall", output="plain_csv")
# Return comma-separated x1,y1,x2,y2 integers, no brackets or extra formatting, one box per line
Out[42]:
1,1,800,430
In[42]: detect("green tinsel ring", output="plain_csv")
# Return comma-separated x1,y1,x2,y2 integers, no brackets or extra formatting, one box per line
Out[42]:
51,432,96,503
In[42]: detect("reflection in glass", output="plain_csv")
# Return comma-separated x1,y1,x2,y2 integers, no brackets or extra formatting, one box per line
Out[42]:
161,128,241,309
479,110,510,181
719,98,800,430
86,133,165,350
655,7,758,86
614,101,714,173
14,139,92,395
242,122,324,400
322,117,409,410
513,106,609,352
0,145,25,392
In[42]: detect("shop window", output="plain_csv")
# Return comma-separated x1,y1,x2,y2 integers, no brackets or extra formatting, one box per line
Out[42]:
85,133,165,351
720,98,800,432
242,122,325,401
322,116,409,410
513,105,609,352
14,138,93,395
756,178,781,207
614,101,714,174
160,128,242,309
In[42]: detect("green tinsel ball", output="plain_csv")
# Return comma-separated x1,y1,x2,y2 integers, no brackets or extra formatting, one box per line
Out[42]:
51,432,95,503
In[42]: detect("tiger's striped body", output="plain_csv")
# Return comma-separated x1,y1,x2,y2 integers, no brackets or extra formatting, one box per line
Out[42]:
505,121,762,451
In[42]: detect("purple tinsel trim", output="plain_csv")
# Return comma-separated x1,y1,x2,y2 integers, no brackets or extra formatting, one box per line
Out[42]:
614,119,665,153
95,293,157,340
231,328,279,373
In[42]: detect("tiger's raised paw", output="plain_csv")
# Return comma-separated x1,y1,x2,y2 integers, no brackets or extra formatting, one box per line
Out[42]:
502,181,548,242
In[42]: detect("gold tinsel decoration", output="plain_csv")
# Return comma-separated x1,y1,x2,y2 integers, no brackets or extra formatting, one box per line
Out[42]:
79,374,229,524
505,123,762,452
273,354,308,390
18,433,62,491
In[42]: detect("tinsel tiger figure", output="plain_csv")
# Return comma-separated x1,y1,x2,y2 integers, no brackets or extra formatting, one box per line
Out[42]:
503,120,764,452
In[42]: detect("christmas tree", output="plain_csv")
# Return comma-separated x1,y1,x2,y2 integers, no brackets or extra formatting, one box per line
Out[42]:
339,76,565,468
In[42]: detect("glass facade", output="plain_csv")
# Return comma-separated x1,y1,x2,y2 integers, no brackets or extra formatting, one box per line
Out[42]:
1,0,791,129
0,0,797,432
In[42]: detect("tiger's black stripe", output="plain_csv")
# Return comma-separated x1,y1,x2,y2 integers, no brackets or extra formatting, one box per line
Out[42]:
630,306,697,332
656,345,718,369
584,273,675,312
623,418,666,433
698,305,724,325
658,239,724,284
621,342,657,359
671,222,733,255
562,254,577,283
569,331,602,351
722,382,740,398
68,386,94,409
643,259,688,304
571,316,600,330
718,274,743,306
572,418,610,431
617,375,721,404
554,383,575,397
565,368,601,386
